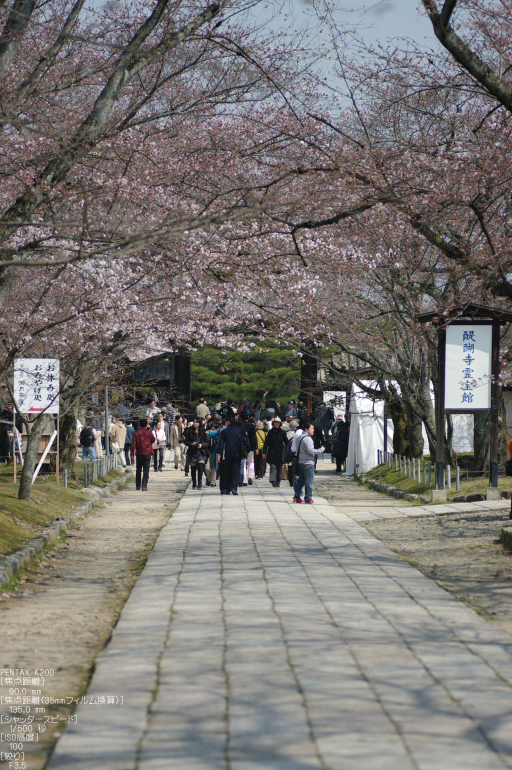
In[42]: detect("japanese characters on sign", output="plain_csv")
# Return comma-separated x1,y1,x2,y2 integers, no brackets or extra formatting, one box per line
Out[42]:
13,359,60,414
445,325,492,411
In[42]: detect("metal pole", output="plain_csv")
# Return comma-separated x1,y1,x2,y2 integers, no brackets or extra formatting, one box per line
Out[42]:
56,415,60,485
447,464,451,489
456,465,460,491
13,409,16,484
436,328,446,490
383,401,388,458
64,468,68,488
423,459,427,485
489,320,500,488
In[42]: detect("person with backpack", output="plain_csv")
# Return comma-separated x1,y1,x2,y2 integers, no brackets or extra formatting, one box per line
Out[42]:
80,422,97,462
254,421,266,479
292,421,325,504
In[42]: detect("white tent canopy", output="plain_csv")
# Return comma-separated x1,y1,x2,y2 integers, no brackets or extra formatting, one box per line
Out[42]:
343,383,474,476
345,384,393,476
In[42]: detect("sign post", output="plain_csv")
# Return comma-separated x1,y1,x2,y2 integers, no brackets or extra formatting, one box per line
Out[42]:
13,359,60,483
417,305,512,501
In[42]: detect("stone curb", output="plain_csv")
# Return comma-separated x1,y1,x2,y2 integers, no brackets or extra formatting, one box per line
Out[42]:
500,527,512,547
359,473,512,506
0,468,135,586
358,474,431,504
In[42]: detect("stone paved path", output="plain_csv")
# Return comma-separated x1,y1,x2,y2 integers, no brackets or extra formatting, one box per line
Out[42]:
47,477,512,770
312,464,510,522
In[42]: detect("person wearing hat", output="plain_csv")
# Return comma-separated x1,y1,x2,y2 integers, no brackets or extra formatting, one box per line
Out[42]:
285,400,298,419
262,416,288,487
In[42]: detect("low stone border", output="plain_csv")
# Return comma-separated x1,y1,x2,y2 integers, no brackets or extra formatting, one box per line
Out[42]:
0,468,134,586
500,527,512,547
357,474,431,504
359,473,512,506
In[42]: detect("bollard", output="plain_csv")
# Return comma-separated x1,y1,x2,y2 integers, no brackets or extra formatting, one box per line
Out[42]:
447,464,451,489
456,465,460,491
428,461,432,488
423,459,427,485
64,469,68,488
412,458,416,481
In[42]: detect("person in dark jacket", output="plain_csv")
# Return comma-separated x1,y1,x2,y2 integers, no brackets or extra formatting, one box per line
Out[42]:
331,418,349,473
263,416,288,487
124,420,135,466
217,416,250,495
131,419,154,491
309,413,325,471
185,419,209,489
242,415,258,485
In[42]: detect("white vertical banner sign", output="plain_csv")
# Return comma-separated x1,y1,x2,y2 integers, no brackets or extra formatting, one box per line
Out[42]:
445,325,492,410
14,359,60,414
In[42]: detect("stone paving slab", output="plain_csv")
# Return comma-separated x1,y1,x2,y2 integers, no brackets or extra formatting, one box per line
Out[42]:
343,498,510,523
47,478,512,770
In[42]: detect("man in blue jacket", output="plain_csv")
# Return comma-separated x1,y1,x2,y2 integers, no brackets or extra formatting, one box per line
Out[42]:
217,416,250,495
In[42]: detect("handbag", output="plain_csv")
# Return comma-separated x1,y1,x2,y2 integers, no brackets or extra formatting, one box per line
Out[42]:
111,441,120,452
291,436,306,476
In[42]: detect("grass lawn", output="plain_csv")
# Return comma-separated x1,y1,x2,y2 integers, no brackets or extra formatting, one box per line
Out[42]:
0,461,125,560
365,463,512,503
364,464,430,496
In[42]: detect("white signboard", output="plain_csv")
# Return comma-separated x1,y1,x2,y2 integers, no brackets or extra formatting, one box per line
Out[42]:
14,359,60,414
445,325,492,410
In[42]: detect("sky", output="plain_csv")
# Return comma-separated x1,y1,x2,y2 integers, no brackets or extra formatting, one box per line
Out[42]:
259,0,437,53
315,0,434,47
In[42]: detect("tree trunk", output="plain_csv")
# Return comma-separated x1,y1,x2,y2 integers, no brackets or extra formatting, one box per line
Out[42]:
18,414,53,501
499,393,508,472
445,414,455,465
388,396,408,455
473,412,490,471
406,400,424,458
49,410,78,477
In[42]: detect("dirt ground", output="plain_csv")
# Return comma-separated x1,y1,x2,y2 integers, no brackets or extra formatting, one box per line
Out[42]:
0,467,188,770
314,470,512,637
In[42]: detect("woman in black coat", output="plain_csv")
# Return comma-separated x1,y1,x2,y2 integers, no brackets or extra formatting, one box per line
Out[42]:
262,418,288,487
185,419,209,489
331,419,349,474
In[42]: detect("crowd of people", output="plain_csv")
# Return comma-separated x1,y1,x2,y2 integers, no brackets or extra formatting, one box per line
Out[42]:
80,397,350,501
